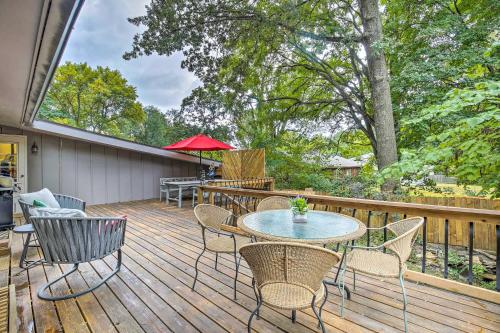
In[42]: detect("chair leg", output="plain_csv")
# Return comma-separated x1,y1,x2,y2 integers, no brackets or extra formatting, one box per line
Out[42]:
400,272,408,333
318,281,328,327
38,250,122,301
19,232,32,268
192,246,205,291
312,296,326,333
340,262,347,316
251,277,260,319
248,297,262,333
353,269,356,290
233,251,240,300
215,253,218,271
291,309,296,323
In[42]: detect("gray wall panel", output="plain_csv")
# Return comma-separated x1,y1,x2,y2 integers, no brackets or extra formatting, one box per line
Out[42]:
105,147,120,203
76,142,92,204
60,138,77,197
142,154,154,199
118,150,132,203
26,133,42,192
130,152,143,201
91,145,107,204
41,135,60,193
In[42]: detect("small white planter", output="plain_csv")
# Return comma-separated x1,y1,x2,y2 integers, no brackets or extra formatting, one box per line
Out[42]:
292,210,308,223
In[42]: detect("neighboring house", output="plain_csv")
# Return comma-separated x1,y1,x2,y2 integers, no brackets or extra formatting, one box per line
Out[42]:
0,1,219,209
323,156,364,178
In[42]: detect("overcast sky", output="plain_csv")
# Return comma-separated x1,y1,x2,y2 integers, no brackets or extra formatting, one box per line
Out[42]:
61,0,200,112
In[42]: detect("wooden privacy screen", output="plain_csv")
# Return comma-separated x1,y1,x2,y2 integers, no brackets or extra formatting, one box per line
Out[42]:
222,149,265,180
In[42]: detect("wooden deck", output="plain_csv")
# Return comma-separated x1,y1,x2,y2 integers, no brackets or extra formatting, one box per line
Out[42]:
6,200,500,332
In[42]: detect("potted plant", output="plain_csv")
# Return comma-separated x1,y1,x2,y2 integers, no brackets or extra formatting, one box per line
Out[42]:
290,196,308,223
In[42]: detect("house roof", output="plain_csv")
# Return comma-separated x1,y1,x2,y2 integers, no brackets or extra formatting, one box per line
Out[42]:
0,0,83,127
26,120,222,166
324,155,363,169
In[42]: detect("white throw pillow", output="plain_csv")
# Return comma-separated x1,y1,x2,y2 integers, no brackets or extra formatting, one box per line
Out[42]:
19,188,61,208
29,207,87,218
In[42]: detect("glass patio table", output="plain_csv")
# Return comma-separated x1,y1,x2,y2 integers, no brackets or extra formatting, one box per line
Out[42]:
241,209,366,300
240,209,366,245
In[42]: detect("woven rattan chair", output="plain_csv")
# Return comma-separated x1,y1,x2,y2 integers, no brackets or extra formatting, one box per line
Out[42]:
30,215,127,301
240,242,341,333
256,196,291,212
339,217,424,332
192,204,251,299
17,194,86,269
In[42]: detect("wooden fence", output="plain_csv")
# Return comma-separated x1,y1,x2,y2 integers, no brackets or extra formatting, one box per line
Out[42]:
221,149,265,180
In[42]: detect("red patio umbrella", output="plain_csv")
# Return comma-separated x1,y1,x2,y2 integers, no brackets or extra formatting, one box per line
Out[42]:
162,134,233,177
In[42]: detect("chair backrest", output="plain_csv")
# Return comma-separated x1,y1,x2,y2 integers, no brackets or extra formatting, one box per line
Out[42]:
256,196,291,212
240,242,340,294
194,204,232,230
18,194,86,223
30,216,127,264
384,217,424,265
53,194,86,211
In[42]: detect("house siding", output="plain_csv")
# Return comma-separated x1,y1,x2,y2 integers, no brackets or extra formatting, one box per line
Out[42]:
0,125,200,205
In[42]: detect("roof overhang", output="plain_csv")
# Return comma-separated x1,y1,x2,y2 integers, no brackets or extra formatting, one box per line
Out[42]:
0,0,83,127
26,120,221,166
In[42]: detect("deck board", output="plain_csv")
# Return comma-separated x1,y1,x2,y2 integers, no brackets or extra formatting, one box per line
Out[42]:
6,200,500,332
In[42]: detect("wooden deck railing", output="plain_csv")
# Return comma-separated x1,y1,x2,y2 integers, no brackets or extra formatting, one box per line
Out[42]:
197,185,500,296
207,177,275,190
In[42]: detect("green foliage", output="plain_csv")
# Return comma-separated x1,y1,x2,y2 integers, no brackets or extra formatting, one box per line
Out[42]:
382,80,500,197
290,196,308,214
39,62,145,139
447,251,463,268
136,106,167,147
472,263,487,280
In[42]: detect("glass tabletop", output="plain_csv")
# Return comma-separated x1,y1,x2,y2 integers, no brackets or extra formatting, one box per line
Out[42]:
242,209,362,241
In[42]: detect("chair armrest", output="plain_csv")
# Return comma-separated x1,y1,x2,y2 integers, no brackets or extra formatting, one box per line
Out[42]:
54,194,86,211
205,226,234,238
366,226,388,230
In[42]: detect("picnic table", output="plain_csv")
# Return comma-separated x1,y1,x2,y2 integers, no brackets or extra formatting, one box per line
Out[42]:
161,178,228,208
162,179,201,208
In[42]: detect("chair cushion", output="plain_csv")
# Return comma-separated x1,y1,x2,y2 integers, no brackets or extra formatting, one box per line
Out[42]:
260,282,325,310
20,188,60,208
346,249,403,277
13,224,34,234
206,236,251,253
29,207,87,218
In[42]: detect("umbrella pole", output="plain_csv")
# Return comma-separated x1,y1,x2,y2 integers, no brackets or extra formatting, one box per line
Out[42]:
199,151,202,179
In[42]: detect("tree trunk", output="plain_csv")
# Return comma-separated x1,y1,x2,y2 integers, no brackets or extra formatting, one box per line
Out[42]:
358,0,398,190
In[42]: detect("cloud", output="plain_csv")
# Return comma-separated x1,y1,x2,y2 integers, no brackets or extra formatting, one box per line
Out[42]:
61,0,200,111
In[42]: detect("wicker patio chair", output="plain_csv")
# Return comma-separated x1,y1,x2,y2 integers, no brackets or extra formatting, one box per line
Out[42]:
192,204,251,299
17,194,86,269
30,215,127,301
339,217,424,332
240,242,341,333
256,196,290,212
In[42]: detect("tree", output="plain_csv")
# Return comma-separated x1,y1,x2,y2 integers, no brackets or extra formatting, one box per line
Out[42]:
383,80,500,197
39,62,145,139
358,0,397,175
123,0,397,172
136,106,167,147
384,0,499,149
